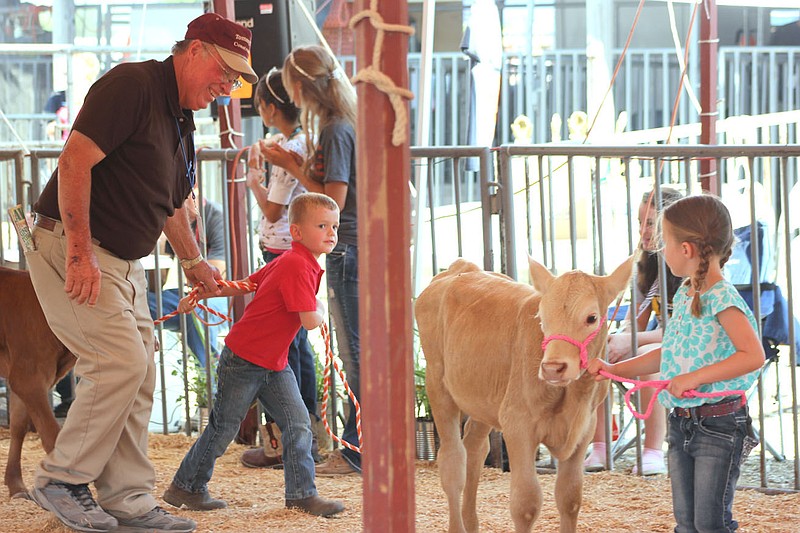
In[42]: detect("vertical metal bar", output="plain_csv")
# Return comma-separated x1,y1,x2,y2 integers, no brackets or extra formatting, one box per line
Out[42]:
14,151,26,269
594,155,604,275
643,51,651,130
537,156,548,265
450,57,458,146
547,155,556,268
480,148,494,272
567,156,577,269
427,160,437,276
498,150,517,279
625,156,634,255
662,51,669,128
525,156,533,255
453,157,463,258
779,156,800,490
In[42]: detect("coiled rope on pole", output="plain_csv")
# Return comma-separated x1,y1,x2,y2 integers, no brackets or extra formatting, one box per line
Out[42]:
319,321,363,453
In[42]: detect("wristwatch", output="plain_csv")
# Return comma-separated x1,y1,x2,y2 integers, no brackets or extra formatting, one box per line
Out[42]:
179,255,204,270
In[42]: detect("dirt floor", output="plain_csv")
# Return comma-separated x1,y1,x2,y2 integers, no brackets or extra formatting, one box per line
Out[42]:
1,430,799,532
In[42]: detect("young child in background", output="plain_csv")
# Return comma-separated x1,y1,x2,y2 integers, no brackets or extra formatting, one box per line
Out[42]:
243,68,323,467
588,194,764,532
585,187,683,475
162,193,345,518
260,44,361,476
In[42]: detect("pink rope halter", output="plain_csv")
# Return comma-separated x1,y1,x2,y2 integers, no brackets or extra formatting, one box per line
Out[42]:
540,320,746,420
540,321,604,370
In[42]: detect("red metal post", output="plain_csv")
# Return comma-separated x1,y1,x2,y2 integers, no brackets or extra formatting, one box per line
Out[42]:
353,0,415,530
699,0,718,194
212,0,256,445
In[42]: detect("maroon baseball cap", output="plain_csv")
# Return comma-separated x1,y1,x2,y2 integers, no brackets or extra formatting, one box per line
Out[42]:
186,13,258,84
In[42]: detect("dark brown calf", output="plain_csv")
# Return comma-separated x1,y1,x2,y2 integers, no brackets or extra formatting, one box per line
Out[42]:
0,266,75,499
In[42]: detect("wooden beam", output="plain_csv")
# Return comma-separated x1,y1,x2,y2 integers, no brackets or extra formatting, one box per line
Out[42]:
353,0,415,530
699,0,718,194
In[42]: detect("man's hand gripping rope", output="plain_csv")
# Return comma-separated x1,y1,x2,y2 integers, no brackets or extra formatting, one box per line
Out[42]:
153,279,256,326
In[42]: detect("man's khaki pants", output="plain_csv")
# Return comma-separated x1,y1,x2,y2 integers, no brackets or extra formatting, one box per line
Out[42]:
26,221,157,518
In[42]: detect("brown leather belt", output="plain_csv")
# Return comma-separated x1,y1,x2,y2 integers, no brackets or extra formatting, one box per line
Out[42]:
673,397,743,419
33,213,61,233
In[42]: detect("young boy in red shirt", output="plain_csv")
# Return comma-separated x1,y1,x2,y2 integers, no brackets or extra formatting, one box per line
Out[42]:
162,192,344,517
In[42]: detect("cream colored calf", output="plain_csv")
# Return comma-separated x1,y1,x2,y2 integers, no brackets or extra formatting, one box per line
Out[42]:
415,257,632,533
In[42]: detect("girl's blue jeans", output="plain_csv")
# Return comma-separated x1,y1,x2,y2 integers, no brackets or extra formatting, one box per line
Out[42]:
172,347,317,500
667,405,752,533
326,242,362,471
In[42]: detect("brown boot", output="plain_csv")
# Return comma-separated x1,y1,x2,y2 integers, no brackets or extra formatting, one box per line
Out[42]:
240,448,283,469
286,495,345,517
162,482,227,511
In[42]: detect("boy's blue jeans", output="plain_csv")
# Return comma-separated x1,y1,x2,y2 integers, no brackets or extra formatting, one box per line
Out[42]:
667,406,751,533
172,347,317,501
326,242,362,471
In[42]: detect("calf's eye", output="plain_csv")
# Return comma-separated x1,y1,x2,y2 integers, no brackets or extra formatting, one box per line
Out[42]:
587,314,598,325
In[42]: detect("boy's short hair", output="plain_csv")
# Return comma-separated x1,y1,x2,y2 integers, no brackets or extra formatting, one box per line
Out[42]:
288,192,339,224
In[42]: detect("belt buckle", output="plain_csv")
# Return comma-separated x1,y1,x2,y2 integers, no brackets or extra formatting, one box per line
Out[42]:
677,407,692,418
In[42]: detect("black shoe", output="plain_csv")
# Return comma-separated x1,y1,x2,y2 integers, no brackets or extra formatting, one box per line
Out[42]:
53,401,73,418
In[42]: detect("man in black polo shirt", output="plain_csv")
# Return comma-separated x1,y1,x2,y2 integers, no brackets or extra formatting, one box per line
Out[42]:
26,13,257,533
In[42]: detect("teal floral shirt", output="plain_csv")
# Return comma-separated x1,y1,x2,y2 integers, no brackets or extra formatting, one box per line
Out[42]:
659,280,760,408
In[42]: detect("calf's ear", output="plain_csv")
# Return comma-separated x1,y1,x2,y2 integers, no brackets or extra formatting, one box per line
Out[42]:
528,256,554,294
601,255,634,304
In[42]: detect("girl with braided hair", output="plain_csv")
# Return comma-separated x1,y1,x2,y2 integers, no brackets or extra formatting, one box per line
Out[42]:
589,194,764,532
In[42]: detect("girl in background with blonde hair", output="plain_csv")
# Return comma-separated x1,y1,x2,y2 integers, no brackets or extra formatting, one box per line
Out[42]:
261,45,360,476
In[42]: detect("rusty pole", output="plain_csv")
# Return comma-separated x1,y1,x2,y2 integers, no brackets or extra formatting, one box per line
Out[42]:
353,0,415,530
699,0,718,194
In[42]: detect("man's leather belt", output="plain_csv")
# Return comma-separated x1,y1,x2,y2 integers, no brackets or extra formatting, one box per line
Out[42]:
33,213,61,232
673,397,743,418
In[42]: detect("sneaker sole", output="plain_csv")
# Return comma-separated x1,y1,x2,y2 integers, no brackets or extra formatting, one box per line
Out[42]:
113,525,195,533
31,486,117,533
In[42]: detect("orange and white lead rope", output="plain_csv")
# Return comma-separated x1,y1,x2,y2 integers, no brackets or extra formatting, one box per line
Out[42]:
153,279,256,325
319,321,363,454
153,282,363,453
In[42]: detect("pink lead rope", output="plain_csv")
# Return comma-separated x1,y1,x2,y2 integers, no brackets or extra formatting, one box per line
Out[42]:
540,322,746,420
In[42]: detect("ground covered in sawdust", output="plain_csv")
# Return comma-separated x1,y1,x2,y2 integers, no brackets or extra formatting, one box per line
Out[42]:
1,430,799,532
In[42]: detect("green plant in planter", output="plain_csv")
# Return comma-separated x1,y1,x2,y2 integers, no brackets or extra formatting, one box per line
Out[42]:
172,359,212,409
415,365,432,421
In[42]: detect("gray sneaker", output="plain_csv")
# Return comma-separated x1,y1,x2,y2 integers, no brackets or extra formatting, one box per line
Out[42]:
30,481,118,532
112,506,196,533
